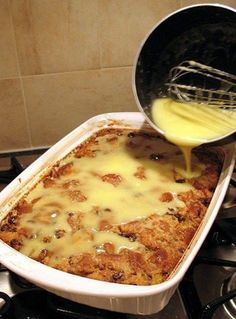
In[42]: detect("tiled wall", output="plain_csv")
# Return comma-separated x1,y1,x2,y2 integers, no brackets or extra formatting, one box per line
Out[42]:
0,0,235,152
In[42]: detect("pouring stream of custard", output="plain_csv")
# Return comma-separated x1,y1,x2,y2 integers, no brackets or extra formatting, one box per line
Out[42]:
151,98,236,175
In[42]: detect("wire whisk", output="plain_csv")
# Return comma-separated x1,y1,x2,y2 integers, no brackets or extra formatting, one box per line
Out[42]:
166,60,236,109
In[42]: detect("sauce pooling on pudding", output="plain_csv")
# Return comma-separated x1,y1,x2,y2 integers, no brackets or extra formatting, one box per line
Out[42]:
151,98,236,175
0,128,221,285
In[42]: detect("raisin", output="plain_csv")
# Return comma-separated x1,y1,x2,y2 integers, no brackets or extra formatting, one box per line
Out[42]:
175,178,186,183
55,229,66,239
112,271,124,281
150,153,164,161
10,239,22,250
128,132,135,138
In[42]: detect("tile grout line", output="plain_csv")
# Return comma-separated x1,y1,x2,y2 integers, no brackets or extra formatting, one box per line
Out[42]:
18,80,33,147
7,0,33,148
6,0,20,79
0,66,133,81
97,0,103,71
19,65,132,79
0,75,20,81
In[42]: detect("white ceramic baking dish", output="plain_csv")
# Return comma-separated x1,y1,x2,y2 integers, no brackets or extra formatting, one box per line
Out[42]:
0,112,235,315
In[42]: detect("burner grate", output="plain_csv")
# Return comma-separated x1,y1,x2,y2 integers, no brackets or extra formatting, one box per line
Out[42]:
0,279,128,319
179,253,236,319
178,213,236,319
0,149,48,184
221,273,236,319
0,157,24,184
0,292,12,319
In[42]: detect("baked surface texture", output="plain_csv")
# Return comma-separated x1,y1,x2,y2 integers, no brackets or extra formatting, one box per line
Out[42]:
0,128,221,285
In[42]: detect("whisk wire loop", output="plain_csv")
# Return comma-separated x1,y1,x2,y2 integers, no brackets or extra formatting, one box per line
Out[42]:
166,61,236,108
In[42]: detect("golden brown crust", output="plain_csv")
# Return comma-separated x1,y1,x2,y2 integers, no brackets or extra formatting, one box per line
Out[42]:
134,166,146,180
101,174,122,187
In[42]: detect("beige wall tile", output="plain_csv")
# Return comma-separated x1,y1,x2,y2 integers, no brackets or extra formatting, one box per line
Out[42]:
0,78,30,152
181,0,236,8
10,0,100,75
99,0,180,67
0,0,18,78
23,67,137,147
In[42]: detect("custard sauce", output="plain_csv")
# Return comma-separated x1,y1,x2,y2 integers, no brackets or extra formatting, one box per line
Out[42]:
152,98,236,174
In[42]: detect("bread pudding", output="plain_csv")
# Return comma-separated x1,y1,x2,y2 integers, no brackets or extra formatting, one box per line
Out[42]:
0,128,221,285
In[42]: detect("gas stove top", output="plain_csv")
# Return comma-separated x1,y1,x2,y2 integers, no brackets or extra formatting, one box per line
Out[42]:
0,150,235,319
